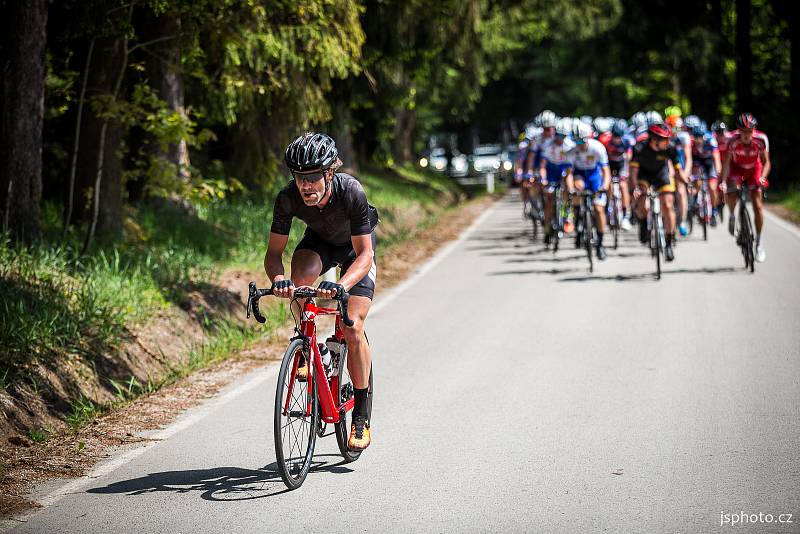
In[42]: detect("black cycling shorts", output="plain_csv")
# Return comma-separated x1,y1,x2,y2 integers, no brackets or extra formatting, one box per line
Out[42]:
295,231,377,299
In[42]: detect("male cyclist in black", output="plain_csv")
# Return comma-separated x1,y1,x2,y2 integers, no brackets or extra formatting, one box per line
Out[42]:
264,132,378,450
630,122,680,262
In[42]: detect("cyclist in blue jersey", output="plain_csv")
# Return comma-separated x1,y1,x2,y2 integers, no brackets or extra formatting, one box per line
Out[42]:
600,119,635,230
689,124,722,226
565,122,612,260
539,117,576,241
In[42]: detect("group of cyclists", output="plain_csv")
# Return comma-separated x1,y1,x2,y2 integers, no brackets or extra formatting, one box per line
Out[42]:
257,112,771,456
514,107,772,263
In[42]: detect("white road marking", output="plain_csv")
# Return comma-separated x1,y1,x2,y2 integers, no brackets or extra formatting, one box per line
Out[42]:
29,364,279,511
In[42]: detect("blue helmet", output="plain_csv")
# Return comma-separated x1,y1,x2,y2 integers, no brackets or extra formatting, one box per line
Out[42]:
690,125,705,138
611,119,628,137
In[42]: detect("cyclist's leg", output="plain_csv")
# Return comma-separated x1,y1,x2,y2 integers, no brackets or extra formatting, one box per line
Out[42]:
726,175,742,234
633,180,649,220
658,172,677,238
291,234,331,316
705,160,719,209
543,187,555,231
336,233,376,391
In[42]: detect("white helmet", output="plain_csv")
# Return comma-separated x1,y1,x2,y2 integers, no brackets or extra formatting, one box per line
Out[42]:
645,110,663,125
593,117,612,134
573,121,593,141
555,117,573,136
684,115,701,129
535,110,558,128
631,112,647,129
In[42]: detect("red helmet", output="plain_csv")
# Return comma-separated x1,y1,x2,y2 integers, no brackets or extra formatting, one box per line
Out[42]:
647,122,671,139
736,113,757,129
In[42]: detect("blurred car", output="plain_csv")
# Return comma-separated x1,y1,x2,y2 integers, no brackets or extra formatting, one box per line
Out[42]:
469,144,503,175
420,147,468,177
500,144,517,181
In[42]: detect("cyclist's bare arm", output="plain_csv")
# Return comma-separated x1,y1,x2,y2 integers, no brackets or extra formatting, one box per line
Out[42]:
630,164,641,199
682,140,692,183
265,232,291,297
713,150,722,175
565,168,575,192
721,149,732,183
760,150,771,181
525,150,535,174
601,165,611,190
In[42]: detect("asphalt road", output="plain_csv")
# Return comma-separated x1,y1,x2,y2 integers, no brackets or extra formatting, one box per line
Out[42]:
7,193,800,533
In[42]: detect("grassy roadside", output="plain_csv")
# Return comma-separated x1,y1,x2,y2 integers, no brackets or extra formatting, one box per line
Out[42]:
0,165,468,440
765,186,800,225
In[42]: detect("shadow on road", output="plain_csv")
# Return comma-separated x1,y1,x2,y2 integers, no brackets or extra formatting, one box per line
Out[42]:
557,266,740,283
86,455,352,501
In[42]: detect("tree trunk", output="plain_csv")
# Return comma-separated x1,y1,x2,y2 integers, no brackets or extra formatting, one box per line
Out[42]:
391,105,416,166
0,0,47,243
708,0,723,118
146,11,191,194
790,3,800,119
735,0,753,112
332,100,358,174
73,37,125,226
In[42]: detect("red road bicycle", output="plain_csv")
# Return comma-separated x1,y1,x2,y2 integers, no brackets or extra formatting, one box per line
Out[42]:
247,282,373,490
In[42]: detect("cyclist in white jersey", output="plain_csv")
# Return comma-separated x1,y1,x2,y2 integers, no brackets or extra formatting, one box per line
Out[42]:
565,122,611,260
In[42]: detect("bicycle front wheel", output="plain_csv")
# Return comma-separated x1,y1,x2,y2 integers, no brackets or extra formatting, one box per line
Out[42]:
334,342,373,462
583,203,593,272
274,339,319,490
741,207,755,273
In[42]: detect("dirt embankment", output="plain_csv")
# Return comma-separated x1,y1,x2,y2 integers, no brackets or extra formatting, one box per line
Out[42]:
0,194,495,518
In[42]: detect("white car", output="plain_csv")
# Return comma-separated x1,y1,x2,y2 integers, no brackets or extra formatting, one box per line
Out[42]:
470,144,503,174
421,147,468,177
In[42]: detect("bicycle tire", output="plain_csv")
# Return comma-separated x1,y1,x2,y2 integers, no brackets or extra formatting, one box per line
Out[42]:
583,202,593,272
741,206,755,273
334,343,374,462
274,339,319,490
652,210,662,280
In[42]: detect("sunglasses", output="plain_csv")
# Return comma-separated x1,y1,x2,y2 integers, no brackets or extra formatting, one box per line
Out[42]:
292,170,328,183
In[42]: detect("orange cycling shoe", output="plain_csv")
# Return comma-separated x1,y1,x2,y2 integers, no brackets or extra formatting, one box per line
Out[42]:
348,416,371,450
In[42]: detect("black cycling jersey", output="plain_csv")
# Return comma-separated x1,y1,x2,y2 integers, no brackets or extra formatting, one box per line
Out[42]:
630,142,681,187
271,173,379,246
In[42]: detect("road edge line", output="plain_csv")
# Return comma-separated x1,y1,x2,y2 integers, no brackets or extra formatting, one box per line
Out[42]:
22,364,279,514
763,208,800,241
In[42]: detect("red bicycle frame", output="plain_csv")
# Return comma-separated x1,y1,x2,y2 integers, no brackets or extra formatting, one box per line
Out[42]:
282,299,352,424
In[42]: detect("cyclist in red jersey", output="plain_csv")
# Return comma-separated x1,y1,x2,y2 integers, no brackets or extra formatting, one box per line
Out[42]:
720,113,771,262
712,121,733,211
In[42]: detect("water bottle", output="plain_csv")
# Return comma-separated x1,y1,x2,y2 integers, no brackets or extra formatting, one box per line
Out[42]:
325,336,342,375
318,343,332,377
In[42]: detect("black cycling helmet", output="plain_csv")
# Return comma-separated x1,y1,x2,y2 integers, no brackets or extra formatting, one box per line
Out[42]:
736,112,757,129
285,132,339,173
711,120,726,133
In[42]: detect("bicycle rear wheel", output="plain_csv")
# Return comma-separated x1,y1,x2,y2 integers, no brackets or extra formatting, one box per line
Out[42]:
334,342,373,462
274,339,319,490
583,204,593,272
